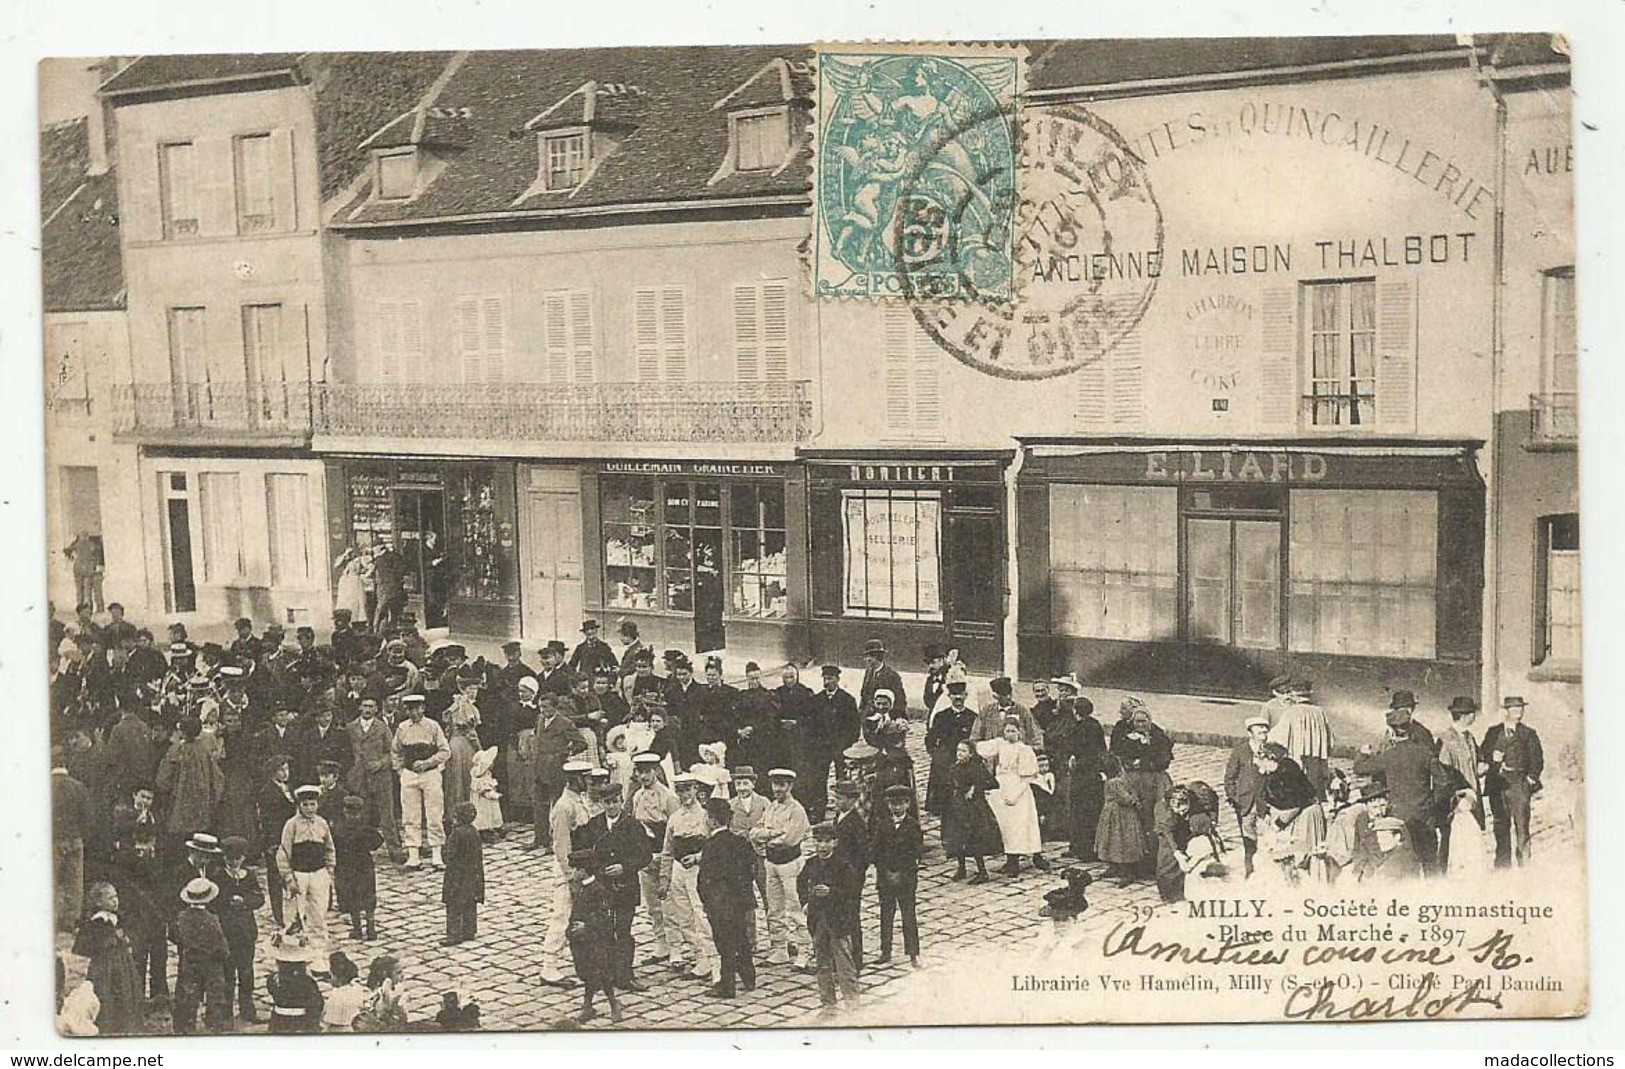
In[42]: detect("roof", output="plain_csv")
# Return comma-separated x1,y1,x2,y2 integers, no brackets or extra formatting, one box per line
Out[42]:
331,46,812,228
40,121,124,313
98,52,306,96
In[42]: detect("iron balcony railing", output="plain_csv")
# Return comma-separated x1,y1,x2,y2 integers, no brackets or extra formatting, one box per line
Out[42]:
313,379,816,444
112,381,314,439
1530,391,1578,444
1301,391,1378,428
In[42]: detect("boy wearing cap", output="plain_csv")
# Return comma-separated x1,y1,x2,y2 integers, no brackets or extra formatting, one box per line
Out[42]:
538,762,595,987
392,694,451,869
629,753,679,965
804,666,860,823
564,847,622,1023
698,796,758,999
830,780,870,972
171,878,229,1034
216,837,264,1022
278,785,337,960
442,802,485,946
332,795,383,941
577,781,654,990
753,769,810,966
659,774,719,984
798,822,860,1012
1480,696,1544,867
870,783,923,967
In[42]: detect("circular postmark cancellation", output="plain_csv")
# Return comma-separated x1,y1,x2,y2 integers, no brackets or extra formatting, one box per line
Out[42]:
897,103,1165,380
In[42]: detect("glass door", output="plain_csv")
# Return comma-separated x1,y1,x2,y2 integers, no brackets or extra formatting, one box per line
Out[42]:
1234,520,1282,650
1181,514,1283,697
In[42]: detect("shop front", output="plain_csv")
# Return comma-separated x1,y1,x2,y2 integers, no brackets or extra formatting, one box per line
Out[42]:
807,453,1010,674
325,458,520,637
580,460,807,663
1017,440,1484,709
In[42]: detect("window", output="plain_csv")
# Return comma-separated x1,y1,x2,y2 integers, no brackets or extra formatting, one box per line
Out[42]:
883,307,942,440
198,472,245,582
730,483,788,617
1535,513,1581,667
233,134,274,232
455,297,507,383
603,476,659,610
1288,489,1436,659
633,287,688,382
159,142,198,238
1305,279,1377,426
542,289,596,383
374,300,425,383
732,110,789,172
376,150,417,201
1538,268,1578,440
265,473,312,585
732,281,790,381
449,468,509,601
1049,485,1178,641
841,488,942,621
541,131,588,191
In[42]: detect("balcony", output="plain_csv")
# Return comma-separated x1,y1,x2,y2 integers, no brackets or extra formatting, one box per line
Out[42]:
1301,391,1378,429
1529,392,1577,447
312,380,816,447
112,381,314,446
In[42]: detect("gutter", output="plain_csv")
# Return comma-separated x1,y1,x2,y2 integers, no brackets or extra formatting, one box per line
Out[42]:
328,193,810,232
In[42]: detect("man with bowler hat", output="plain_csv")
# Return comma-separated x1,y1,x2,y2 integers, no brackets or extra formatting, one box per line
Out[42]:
1480,696,1544,866
1436,696,1485,870
569,619,619,679
860,638,907,716
803,665,860,823
697,795,758,999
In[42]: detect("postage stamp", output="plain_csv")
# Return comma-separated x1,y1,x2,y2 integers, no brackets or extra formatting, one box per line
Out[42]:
813,44,1023,302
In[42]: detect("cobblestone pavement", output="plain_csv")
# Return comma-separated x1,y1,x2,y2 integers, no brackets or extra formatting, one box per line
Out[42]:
61,734,1579,1035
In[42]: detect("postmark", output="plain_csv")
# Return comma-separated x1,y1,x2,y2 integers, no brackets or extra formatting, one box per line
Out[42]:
813,45,1022,303
902,103,1165,380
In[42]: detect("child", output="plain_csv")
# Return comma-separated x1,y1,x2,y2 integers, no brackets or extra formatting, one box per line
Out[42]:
980,717,1047,876
265,945,324,1034
321,952,368,1032
602,728,636,802
70,882,140,1035
442,801,484,946
435,990,482,1031
798,821,859,1014
1447,789,1489,877
332,796,382,941
870,782,923,968
171,878,229,1034
216,837,265,1023
691,742,731,801
566,847,622,1023
278,783,336,961
1094,756,1147,887
468,747,504,839
316,761,345,824
1177,811,1229,881
645,709,676,784
1039,866,1093,929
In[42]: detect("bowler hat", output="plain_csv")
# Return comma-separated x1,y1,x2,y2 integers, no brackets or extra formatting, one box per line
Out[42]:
581,619,600,632
220,836,251,858
989,676,1014,698
732,766,757,782
924,644,945,661
1389,690,1418,710
1502,695,1528,708
1448,696,1479,716
832,779,862,798
863,638,886,656
502,640,522,654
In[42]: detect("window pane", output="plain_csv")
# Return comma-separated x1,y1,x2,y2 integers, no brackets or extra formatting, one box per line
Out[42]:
378,153,416,199
840,489,943,621
199,472,244,582
665,527,693,612
693,483,721,528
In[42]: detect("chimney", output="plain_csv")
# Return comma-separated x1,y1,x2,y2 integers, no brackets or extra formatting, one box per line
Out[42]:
86,56,131,177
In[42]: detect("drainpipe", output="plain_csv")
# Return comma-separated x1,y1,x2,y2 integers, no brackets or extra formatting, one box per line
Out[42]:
1003,443,1025,679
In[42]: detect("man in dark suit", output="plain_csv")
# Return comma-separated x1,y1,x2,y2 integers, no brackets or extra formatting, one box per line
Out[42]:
696,796,757,999
689,655,738,756
568,620,619,680
870,782,922,967
830,779,870,973
1480,695,1545,867
577,782,654,991
859,638,907,716
662,655,699,767
530,687,587,852
537,641,573,697
1355,709,1448,873
292,703,353,788
1223,716,1270,877
802,666,861,823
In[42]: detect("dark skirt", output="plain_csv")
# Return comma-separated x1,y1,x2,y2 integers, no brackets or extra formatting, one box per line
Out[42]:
925,745,955,816
942,790,1003,859
1094,796,1148,865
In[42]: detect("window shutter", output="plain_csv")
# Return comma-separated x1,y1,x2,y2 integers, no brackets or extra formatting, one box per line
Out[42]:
481,297,507,383
269,127,298,232
456,298,483,382
543,292,570,382
912,324,941,434
660,287,687,381
1376,279,1417,431
763,281,789,381
124,143,163,242
634,289,659,382
733,284,761,381
375,301,400,384
1258,286,1297,426
883,308,912,436
196,137,235,237
569,290,595,383
1076,359,1108,426
400,300,424,382
1108,326,1144,427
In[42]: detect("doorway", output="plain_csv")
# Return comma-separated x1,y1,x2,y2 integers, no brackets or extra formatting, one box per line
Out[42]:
522,488,584,643
394,488,446,628
1182,514,1282,695
160,472,197,613
691,482,726,654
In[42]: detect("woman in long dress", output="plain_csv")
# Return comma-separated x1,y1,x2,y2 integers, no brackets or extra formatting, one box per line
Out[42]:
943,741,1003,882
333,546,368,620
979,717,1049,877
1257,742,1330,885
924,687,977,816
442,680,482,819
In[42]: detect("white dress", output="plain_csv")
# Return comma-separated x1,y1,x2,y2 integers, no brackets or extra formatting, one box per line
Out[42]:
335,554,367,618
978,738,1043,855
1447,801,1490,878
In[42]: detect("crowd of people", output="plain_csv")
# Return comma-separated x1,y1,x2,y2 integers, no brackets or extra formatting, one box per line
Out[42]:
46,602,1545,1034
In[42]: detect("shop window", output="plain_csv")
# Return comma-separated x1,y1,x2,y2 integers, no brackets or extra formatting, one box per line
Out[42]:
345,469,395,552
1305,279,1377,426
450,469,508,601
1288,489,1436,659
1049,485,1177,641
198,471,246,582
1534,513,1581,667
841,488,942,621
604,476,659,610
265,473,312,585
730,483,788,617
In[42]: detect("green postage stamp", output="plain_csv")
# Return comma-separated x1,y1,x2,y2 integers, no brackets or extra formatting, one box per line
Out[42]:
813,44,1023,303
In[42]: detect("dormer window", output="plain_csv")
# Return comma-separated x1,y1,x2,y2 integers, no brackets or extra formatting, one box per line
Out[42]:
731,108,790,172
540,130,588,192
375,149,418,201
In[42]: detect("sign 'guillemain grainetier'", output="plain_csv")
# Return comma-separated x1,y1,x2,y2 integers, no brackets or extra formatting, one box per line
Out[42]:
36,32,1583,1037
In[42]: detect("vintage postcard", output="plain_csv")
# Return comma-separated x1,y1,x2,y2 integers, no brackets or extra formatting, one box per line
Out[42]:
40,34,1584,1035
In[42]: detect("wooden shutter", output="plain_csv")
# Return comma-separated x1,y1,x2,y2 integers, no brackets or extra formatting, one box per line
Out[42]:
456,298,483,382
912,323,941,435
376,300,403,383
883,308,912,436
1376,279,1417,431
399,300,423,382
269,127,298,231
569,290,595,383
1258,286,1297,426
124,142,163,243
633,289,659,382
733,284,760,381
543,292,570,382
1108,323,1144,427
482,298,507,383
763,281,789,380
659,287,687,381
1077,359,1107,426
